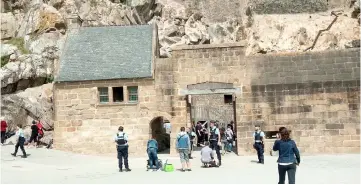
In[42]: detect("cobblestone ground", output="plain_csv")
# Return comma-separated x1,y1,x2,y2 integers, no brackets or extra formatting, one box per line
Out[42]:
1,145,360,184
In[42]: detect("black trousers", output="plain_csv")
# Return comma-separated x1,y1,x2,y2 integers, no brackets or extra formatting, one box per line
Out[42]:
14,137,27,156
254,142,264,163
278,164,296,184
210,140,221,162
197,134,202,146
1,131,5,144
117,145,129,169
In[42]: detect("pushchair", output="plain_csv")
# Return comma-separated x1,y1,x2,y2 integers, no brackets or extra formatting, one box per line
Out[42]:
146,159,163,171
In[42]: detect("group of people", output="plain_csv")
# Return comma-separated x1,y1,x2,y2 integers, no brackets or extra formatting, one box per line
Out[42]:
0,117,45,158
195,121,235,154
115,122,300,184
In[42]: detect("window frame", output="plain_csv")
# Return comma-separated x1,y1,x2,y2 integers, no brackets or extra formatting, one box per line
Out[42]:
98,87,109,103
128,86,138,103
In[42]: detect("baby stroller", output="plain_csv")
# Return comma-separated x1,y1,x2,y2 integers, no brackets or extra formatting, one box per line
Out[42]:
146,159,163,171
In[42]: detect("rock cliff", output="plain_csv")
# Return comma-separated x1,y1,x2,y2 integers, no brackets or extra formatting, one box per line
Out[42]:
1,0,360,144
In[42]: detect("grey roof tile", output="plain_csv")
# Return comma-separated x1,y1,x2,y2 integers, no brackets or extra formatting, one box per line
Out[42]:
56,24,153,82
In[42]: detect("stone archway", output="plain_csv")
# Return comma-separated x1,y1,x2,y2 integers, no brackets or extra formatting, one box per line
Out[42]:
149,116,171,154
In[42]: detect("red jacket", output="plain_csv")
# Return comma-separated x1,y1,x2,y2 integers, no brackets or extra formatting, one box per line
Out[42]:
1,120,7,132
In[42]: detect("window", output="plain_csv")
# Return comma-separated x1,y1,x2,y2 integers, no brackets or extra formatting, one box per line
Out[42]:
224,95,233,104
128,86,138,103
264,130,292,139
112,87,124,102
98,87,109,103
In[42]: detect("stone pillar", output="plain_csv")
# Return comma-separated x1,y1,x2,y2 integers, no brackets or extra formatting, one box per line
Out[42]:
66,14,82,33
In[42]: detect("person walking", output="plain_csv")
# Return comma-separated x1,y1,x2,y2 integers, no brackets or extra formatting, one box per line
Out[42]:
209,121,222,166
114,126,131,172
196,122,203,147
273,127,300,184
28,121,39,148
176,127,191,172
220,127,227,155
36,120,44,147
187,127,196,159
225,125,234,152
1,117,7,145
11,125,27,158
253,124,265,164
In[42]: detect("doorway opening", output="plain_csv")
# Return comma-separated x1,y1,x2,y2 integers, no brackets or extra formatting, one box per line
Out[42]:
190,94,237,154
149,116,170,154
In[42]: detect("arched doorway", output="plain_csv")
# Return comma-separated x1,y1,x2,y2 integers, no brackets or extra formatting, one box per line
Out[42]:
150,116,170,154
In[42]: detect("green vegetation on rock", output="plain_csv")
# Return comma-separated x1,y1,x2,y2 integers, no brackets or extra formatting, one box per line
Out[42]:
46,75,55,83
1,55,10,67
5,37,29,54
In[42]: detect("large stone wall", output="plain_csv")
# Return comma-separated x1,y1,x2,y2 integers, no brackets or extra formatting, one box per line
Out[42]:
250,0,328,14
169,44,360,155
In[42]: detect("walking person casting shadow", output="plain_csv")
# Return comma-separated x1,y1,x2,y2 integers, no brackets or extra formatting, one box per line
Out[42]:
273,127,301,184
11,125,27,158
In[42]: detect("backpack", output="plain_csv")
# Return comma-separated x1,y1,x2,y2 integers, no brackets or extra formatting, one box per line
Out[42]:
37,122,44,136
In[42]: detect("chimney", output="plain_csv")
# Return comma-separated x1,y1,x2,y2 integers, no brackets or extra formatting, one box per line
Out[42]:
66,14,82,32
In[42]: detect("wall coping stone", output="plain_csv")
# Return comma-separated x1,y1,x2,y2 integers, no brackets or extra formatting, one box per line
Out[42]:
171,41,247,51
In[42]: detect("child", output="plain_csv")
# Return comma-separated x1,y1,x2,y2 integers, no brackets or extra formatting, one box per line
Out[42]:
201,141,218,168
147,135,159,170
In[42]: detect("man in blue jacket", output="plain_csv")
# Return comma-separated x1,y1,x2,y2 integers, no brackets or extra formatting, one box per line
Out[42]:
176,127,191,172
147,135,159,170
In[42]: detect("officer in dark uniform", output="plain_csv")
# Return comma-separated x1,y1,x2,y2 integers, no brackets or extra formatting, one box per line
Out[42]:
114,126,131,172
209,121,222,166
253,124,265,164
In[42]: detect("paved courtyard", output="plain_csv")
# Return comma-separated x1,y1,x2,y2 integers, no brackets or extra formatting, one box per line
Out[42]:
1,145,360,184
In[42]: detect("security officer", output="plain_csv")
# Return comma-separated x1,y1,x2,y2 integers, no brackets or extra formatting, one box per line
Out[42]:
114,126,131,172
253,124,265,164
209,121,222,166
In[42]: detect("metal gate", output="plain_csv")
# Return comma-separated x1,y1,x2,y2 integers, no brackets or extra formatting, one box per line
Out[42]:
190,94,235,128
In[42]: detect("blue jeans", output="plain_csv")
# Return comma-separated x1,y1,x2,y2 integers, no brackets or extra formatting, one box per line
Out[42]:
147,148,159,169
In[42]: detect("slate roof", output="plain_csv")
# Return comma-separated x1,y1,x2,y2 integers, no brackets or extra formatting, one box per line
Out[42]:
56,24,154,82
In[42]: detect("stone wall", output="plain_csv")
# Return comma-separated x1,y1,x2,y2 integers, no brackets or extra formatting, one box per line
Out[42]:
169,44,360,155
250,0,328,14
243,49,360,154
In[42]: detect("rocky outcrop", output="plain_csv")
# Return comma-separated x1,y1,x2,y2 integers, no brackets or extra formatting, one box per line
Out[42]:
17,3,66,37
1,83,54,131
1,53,54,94
246,12,360,55
1,13,17,39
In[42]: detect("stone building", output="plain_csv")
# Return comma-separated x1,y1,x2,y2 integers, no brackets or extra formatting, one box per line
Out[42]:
54,24,360,156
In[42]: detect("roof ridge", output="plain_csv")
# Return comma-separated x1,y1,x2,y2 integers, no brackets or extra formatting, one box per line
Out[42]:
81,24,152,28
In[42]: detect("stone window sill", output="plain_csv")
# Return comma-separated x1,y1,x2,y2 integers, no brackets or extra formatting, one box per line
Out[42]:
97,102,138,107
